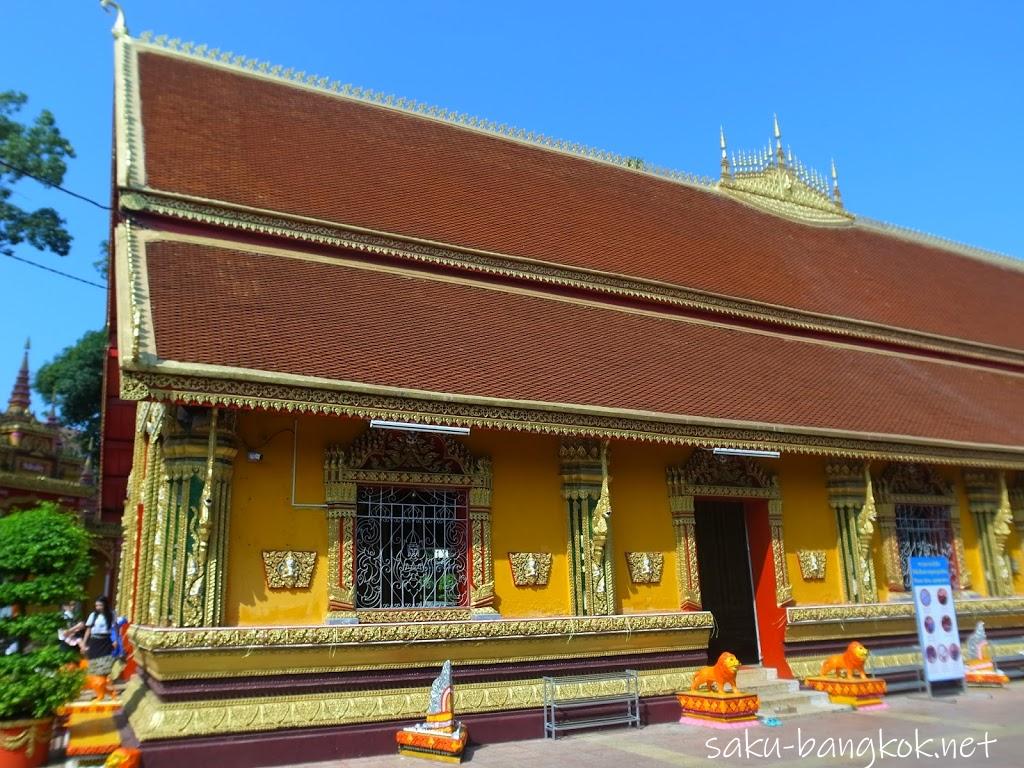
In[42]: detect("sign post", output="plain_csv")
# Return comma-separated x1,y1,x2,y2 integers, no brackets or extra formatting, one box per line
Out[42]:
909,556,966,696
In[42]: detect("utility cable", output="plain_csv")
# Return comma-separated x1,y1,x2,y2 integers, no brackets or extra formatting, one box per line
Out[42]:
0,157,111,211
1,250,106,289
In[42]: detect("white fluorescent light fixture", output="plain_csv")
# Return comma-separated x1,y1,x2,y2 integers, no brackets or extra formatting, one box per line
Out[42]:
712,447,780,459
369,419,470,436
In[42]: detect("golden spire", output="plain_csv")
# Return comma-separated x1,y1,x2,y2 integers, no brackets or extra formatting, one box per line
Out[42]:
7,338,31,416
773,114,786,167
831,158,844,209
719,126,730,179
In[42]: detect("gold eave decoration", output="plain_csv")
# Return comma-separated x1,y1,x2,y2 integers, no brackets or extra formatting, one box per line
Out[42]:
718,119,853,225
797,550,827,580
261,550,316,590
508,552,552,587
625,552,664,584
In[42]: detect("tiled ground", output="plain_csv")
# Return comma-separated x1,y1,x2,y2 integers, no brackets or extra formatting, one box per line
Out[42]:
292,685,1024,768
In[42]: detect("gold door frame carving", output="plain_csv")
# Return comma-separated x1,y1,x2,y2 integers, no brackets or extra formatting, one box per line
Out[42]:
666,451,792,609
964,471,1015,596
825,463,878,603
874,463,966,593
323,428,493,622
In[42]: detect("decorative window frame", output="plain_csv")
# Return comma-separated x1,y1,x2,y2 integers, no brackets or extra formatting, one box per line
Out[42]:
323,429,494,622
825,462,878,603
874,463,967,593
665,451,792,610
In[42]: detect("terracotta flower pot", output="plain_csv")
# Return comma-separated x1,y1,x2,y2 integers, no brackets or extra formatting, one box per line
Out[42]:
0,718,52,768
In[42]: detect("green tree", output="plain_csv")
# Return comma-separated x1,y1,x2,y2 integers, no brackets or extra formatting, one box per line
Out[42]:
34,329,106,458
0,503,90,720
0,91,75,258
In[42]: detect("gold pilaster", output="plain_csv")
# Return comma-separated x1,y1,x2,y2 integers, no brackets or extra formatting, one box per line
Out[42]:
825,462,878,602
964,471,1015,596
158,407,237,627
560,440,616,616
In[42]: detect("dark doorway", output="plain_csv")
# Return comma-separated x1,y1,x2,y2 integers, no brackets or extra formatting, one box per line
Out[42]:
694,500,759,664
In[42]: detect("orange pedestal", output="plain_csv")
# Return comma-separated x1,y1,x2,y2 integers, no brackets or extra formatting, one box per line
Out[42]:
395,724,468,763
677,691,760,726
965,662,1009,687
804,676,887,708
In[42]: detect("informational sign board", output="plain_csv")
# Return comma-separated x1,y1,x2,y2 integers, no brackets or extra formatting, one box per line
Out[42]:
909,556,965,685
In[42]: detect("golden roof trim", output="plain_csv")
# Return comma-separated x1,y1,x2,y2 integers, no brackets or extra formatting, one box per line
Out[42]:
118,366,1024,468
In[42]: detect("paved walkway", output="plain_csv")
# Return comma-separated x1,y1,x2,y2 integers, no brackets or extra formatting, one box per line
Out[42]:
295,685,1024,768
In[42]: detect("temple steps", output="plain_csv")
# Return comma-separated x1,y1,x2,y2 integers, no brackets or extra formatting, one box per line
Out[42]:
737,666,851,720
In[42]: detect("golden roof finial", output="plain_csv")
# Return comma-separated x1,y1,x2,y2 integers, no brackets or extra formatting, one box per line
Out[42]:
773,115,786,168
100,1,128,38
832,158,844,209
720,126,730,179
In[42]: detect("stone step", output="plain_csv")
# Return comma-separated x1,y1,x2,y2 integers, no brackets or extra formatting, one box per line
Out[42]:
737,666,777,683
761,701,851,720
740,680,800,696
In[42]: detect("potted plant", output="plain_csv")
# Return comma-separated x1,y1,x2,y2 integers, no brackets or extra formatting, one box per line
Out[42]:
0,503,90,768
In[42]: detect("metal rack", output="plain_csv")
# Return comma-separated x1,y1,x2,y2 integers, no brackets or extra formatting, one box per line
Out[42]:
542,669,640,739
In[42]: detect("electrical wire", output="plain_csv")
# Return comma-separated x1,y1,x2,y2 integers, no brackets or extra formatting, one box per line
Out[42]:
1,250,106,289
0,157,111,211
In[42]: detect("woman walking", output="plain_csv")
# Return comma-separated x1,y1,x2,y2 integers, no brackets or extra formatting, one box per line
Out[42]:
82,595,115,676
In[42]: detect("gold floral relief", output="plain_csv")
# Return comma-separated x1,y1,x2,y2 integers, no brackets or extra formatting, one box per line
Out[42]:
261,550,316,590
625,552,664,584
508,552,552,587
797,550,827,581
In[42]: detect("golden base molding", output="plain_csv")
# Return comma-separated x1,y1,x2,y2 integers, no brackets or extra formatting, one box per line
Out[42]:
785,597,1024,643
124,665,703,741
788,640,1024,680
129,612,713,681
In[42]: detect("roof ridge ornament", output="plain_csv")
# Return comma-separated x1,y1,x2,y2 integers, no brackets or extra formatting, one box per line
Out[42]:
718,116,853,225
100,0,128,39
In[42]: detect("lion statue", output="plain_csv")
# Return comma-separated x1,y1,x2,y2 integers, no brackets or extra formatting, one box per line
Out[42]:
690,652,742,694
821,641,870,679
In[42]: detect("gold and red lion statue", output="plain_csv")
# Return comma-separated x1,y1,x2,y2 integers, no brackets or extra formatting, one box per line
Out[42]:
690,652,743,694
820,640,870,679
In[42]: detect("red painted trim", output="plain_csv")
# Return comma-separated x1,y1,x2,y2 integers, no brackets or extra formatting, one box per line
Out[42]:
745,500,791,677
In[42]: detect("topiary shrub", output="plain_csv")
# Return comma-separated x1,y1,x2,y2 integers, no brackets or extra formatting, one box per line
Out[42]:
0,502,91,720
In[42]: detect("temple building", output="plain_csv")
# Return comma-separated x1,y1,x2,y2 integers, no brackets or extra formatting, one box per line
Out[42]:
0,341,112,597
100,12,1024,766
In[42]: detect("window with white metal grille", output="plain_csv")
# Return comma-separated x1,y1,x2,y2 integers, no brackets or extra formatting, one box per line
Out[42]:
895,504,959,590
354,486,469,609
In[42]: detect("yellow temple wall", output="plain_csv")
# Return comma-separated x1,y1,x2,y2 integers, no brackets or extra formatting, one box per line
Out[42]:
1010,528,1024,595
776,454,845,605
222,411,1019,626
225,412,362,626
465,431,569,617
608,441,681,613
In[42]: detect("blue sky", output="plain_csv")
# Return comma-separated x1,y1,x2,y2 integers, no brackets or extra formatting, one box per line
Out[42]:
2,1,1023,408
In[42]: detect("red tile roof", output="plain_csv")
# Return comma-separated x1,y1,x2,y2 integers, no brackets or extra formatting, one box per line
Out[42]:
134,49,1024,353
144,239,1024,449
